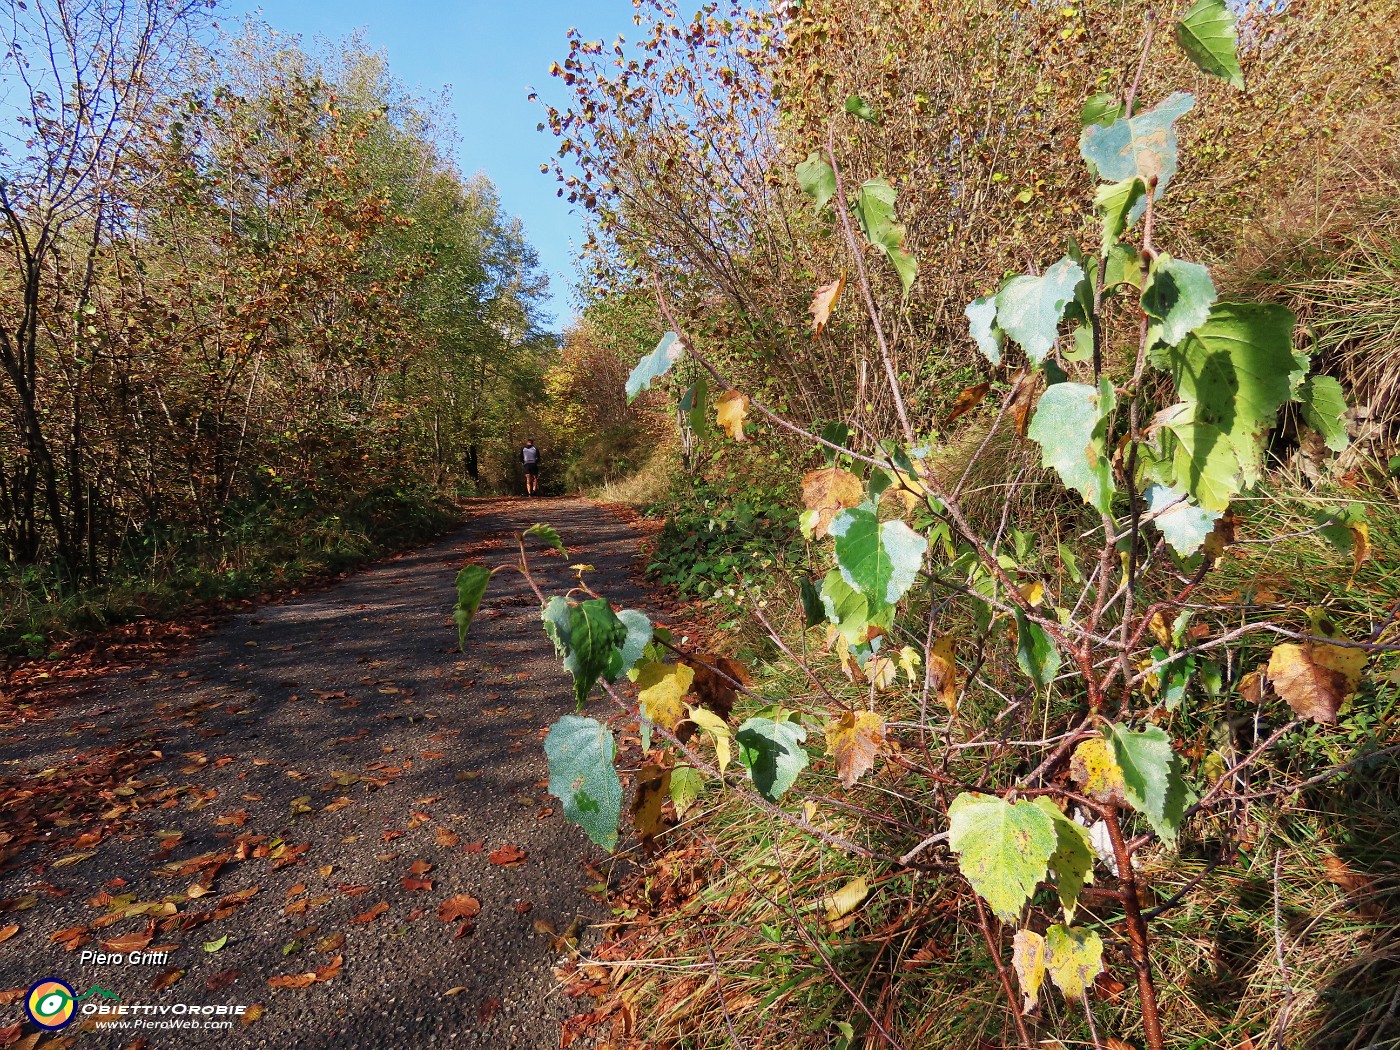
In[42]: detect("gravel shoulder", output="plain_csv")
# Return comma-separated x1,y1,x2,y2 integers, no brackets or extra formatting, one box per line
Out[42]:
0,498,650,1049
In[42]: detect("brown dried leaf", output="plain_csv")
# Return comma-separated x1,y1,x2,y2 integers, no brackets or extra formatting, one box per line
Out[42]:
1267,640,1366,723
823,709,885,788
437,894,482,923
809,274,845,337
945,382,991,424
487,844,526,867
800,467,864,540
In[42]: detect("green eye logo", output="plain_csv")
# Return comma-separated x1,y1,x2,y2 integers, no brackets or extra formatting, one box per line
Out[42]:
26,979,76,1029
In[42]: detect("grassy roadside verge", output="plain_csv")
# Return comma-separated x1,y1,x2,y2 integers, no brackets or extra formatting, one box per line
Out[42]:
570,476,1400,1050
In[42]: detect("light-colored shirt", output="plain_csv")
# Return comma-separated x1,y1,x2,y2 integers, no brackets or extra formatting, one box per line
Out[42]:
522,446,538,464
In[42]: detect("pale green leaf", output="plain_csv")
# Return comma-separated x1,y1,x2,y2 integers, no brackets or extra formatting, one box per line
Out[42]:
736,717,809,801
669,766,705,817
854,179,918,294
609,609,653,681
1174,0,1244,88
948,792,1056,922
1094,176,1146,254
1080,92,1122,128
523,522,567,557
830,508,928,609
1027,379,1116,513
626,332,685,401
1141,255,1217,348
1032,798,1095,922
994,258,1085,363
545,715,622,850
844,95,878,123
1104,242,1143,289
1081,93,1196,221
796,152,836,212
965,295,1004,365
1143,484,1221,556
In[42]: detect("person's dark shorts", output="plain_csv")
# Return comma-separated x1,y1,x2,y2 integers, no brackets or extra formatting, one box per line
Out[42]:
524,463,539,475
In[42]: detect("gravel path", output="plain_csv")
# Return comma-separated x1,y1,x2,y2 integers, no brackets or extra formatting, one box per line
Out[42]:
0,498,648,1049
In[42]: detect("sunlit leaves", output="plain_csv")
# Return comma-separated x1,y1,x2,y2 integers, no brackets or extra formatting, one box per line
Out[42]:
820,568,892,646
1045,925,1104,1001
948,792,1057,921
1093,176,1146,254
1141,255,1216,348
626,331,685,400
1033,798,1095,922
689,705,733,775
1070,736,1128,806
715,390,750,440
543,596,639,705
679,376,709,435
453,565,491,649
1149,303,1298,509
830,507,927,609
523,522,567,556
1014,608,1062,689
1108,723,1189,846
991,258,1085,364
853,179,918,294
796,151,836,213
1081,92,1196,220
1267,640,1366,723
669,766,705,816
965,295,1004,365
1143,484,1221,556
545,716,622,850
801,467,864,540
1080,93,1123,128
1012,929,1048,1011
1174,0,1244,88
736,717,809,801
635,661,695,731
823,709,885,788
1027,379,1116,513
929,635,958,710
844,95,878,123
810,275,845,337
612,609,653,681
946,383,991,424
1297,375,1350,452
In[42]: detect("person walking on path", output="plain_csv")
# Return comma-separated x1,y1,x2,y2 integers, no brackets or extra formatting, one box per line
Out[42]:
521,439,541,496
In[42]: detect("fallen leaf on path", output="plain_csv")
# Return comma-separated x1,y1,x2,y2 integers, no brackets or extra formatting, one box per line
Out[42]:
488,844,526,867
408,858,432,875
315,933,345,953
0,926,17,944
437,895,481,923
101,927,153,953
401,877,433,892
351,902,389,924
477,997,502,1023
206,970,239,992
151,968,184,991
240,1004,264,1026
434,828,460,848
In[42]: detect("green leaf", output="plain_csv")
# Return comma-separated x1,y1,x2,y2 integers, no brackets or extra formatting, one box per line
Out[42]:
1297,375,1349,452
1143,484,1221,556
1080,92,1123,128
1027,379,1116,513
1014,608,1062,689
523,522,567,557
799,577,827,629
203,935,228,953
545,715,622,850
1104,242,1143,289
626,332,685,401
796,151,837,213
1080,93,1196,221
1032,799,1095,922
830,507,928,610
1174,0,1244,88
819,568,892,644
453,564,491,649
735,717,809,801
994,258,1085,363
567,599,629,705
844,95,878,123
1107,723,1189,845
680,375,710,434
609,609,653,681
669,766,705,817
1045,924,1104,1001
1094,176,1146,254
947,792,1057,922
965,295,1004,365
1141,255,1217,348
1149,302,1297,509
853,179,918,294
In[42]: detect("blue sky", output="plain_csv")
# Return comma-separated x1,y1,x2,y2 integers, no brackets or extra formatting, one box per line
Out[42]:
225,0,636,331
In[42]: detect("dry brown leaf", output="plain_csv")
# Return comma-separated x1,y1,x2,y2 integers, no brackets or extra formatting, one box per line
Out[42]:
438,894,482,923
809,274,845,337
800,467,864,540
928,636,958,711
401,876,433,892
434,828,460,848
945,382,991,424
150,968,183,991
488,844,527,867
351,901,389,923
0,926,17,945
823,709,885,788
1267,640,1366,723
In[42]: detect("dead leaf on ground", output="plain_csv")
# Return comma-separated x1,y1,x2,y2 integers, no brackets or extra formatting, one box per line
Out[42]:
488,844,526,867
437,895,482,923
351,902,389,924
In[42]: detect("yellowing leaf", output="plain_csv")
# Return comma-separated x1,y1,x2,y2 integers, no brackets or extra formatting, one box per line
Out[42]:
801,467,864,540
929,636,958,711
824,709,885,788
1018,580,1045,607
946,382,991,424
1267,640,1366,723
635,661,695,732
1069,736,1127,805
689,705,733,774
819,875,869,927
865,655,897,690
1046,924,1104,1001
897,645,922,684
810,274,846,336
1349,521,1370,577
715,390,750,441
1012,929,1047,1012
